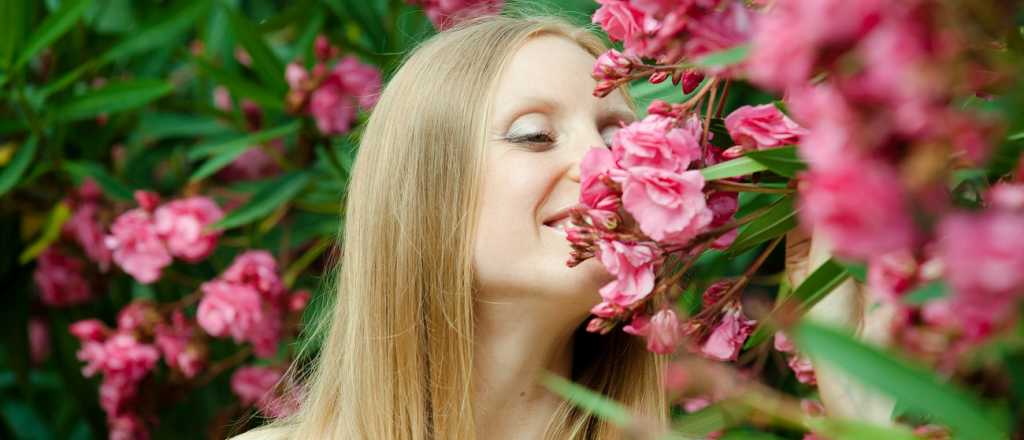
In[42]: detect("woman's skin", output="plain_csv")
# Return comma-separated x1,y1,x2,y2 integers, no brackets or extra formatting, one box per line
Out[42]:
471,35,635,439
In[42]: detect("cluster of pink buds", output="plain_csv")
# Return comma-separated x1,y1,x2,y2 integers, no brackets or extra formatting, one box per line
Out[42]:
405,0,504,31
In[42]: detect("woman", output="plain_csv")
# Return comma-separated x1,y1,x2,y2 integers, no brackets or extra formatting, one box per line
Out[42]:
231,14,891,440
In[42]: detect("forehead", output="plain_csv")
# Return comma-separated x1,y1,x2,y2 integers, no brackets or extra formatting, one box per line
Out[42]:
491,34,630,116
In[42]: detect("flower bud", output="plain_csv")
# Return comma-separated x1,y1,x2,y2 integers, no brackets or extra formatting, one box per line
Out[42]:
593,80,618,98
682,70,705,94
592,49,634,81
649,71,670,84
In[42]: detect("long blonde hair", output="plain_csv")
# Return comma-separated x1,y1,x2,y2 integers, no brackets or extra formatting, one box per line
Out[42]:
235,15,667,440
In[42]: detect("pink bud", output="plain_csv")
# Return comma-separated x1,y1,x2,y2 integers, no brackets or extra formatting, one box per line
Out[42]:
681,70,704,94
593,80,618,98
289,290,311,312
70,319,110,343
721,145,746,159
646,308,682,354
241,100,263,130
133,190,160,212
314,35,334,62
592,49,634,81
285,63,309,91
649,71,670,84
646,99,673,117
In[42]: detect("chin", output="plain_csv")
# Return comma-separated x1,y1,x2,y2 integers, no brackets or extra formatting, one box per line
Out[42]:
549,256,611,310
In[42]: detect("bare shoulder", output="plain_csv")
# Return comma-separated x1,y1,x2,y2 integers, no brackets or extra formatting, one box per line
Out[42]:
227,425,293,440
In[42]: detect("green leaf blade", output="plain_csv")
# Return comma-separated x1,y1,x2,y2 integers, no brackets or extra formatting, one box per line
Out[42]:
700,156,767,181
14,0,92,70
52,79,174,122
0,136,38,197
744,146,806,178
226,7,286,91
542,374,633,428
63,160,135,201
212,172,311,230
694,44,750,69
727,196,797,257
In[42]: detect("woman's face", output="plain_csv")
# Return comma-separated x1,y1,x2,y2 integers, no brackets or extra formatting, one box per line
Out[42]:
473,35,635,314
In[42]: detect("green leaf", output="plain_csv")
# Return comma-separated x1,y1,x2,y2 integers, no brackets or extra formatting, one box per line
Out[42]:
0,0,27,68
718,431,786,440
793,320,1009,440
193,56,284,110
727,196,797,257
13,0,91,70
842,262,867,283
0,136,37,197
63,160,135,201
805,419,919,440
694,44,750,69
188,122,298,181
52,79,173,122
744,146,805,178
212,171,311,230
99,0,209,63
744,259,850,350
19,201,72,264
226,7,286,91
542,373,633,428
668,403,748,439
135,112,231,140
902,280,948,305
700,156,767,181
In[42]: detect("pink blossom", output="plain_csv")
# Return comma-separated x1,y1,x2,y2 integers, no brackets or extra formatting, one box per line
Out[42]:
579,147,620,212
681,2,753,66
612,115,702,173
596,240,661,306
218,140,284,181
620,167,712,245
285,63,308,91
867,250,919,303
787,354,817,385
798,160,915,259
592,0,645,43
222,250,285,300
196,279,265,342
213,86,232,112
700,305,755,361
109,413,149,440
414,0,504,31
29,318,50,365
63,203,112,271
592,49,636,81
622,312,650,335
724,104,807,150
706,191,738,249
248,310,283,358
987,182,1024,211
333,56,382,110
702,280,732,307
155,311,205,378
70,319,109,342
33,247,92,307
288,289,312,312
309,77,358,135
78,333,159,382
231,365,282,406
105,208,172,284
645,308,682,354
153,196,224,262
100,375,139,417
773,331,795,353
117,301,159,334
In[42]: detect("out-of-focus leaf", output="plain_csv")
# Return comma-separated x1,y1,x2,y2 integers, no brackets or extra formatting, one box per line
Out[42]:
135,112,231,141
542,373,633,428
1,400,54,440
727,195,796,257
842,262,867,283
902,280,948,305
18,201,71,264
193,56,284,110
793,320,1009,440
743,259,850,349
745,146,805,178
717,431,785,440
13,0,91,71
226,7,286,91
694,44,749,69
805,419,919,440
0,0,27,68
188,122,298,181
0,136,37,197
701,156,768,181
283,237,333,288
212,171,311,230
667,403,748,439
52,79,173,122
84,0,137,34
99,0,209,63
63,160,135,201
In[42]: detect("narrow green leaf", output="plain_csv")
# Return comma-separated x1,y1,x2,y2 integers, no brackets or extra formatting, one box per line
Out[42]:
135,112,231,140
668,403,748,439
100,0,209,63
694,44,750,69
63,160,134,201
744,146,805,178
193,56,284,110
842,262,867,283
902,280,948,305
189,146,249,182
727,196,797,257
52,79,173,122
0,0,27,68
718,431,786,440
19,201,72,264
212,172,311,230
793,320,1009,440
226,7,286,91
0,136,37,196
700,156,767,181
542,373,633,427
805,419,919,440
13,0,91,70
1008,131,1024,141
188,122,299,159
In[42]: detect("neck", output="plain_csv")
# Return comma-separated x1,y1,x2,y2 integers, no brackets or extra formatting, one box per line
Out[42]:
473,296,588,439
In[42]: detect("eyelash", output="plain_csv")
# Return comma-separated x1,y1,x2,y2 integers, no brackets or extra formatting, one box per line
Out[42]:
505,131,555,146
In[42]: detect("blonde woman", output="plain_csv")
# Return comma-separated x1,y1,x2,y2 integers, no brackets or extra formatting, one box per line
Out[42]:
231,14,892,440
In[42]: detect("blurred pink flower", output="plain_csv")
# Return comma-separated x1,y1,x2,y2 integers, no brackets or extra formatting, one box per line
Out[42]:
334,56,382,110
413,0,504,31
196,279,265,342
987,182,1024,211
29,318,50,366
787,354,817,385
285,62,308,91
612,114,702,173
63,203,112,271
646,308,683,354
154,310,205,378
106,208,172,284
70,319,109,342
700,305,755,361
310,77,358,135
33,247,92,307
592,49,636,81
222,250,286,300
231,365,282,406
724,104,807,150
867,250,919,303
213,86,232,112
109,413,149,440
592,0,645,43
153,196,224,262
579,147,620,213
78,333,159,383
706,191,738,249
117,301,159,334
596,240,661,306
620,167,712,245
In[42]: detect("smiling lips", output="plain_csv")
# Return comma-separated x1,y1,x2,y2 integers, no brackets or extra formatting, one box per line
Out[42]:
542,205,580,238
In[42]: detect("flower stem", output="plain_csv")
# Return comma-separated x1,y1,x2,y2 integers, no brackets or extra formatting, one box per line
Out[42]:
709,181,794,194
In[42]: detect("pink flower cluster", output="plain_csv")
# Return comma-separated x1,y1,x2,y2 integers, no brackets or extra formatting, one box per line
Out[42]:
231,365,301,417
212,87,284,181
106,191,223,283
285,36,381,135
568,102,745,354
406,0,504,31
197,251,309,358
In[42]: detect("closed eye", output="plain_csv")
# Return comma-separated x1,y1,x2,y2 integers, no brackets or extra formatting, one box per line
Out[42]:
505,131,555,145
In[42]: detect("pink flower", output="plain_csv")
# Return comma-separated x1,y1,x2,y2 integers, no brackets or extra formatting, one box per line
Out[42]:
620,167,712,245
285,63,309,91
33,247,92,307
867,250,919,303
155,311,205,378
700,305,755,361
309,77,358,135
105,208,172,284
70,319,109,342
592,49,636,81
724,104,807,150
987,182,1024,212
592,0,645,43
222,250,285,300
196,279,265,342
248,310,283,359
63,203,112,271
702,280,732,307
798,160,915,259
213,86,232,112
646,308,682,354
414,0,504,31
78,333,159,382
109,413,149,440
29,318,50,365
100,375,140,417
787,354,817,385
773,331,795,353
231,365,282,407
579,147,620,212
153,196,224,262
939,211,1024,305
333,56,382,110
596,240,661,306
218,140,284,181
612,115,702,173
289,289,312,312
681,2,753,66
117,301,159,334
706,191,738,249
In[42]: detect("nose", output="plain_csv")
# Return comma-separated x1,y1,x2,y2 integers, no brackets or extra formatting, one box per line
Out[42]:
568,126,609,184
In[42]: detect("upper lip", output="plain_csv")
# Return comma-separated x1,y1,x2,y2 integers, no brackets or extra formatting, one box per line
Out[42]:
543,204,581,227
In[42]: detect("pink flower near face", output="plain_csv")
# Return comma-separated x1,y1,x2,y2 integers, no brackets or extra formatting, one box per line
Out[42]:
592,49,635,81
987,182,1024,212
63,203,112,271
580,147,620,212
596,240,661,306
612,115,702,173
724,104,807,150
700,306,755,361
592,0,645,43
105,208,172,284
153,196,224,262
334,56,382,110
196,279,264,342
939,212,1024,301
867,250,919,303
417,0,504,31
798,160,915,260
222,250,285,300
33,247,92,307
70,319,109,342
231,365,282,406
620,167,713,245
248,307,283,358
309,79,358,135
646,308,682,354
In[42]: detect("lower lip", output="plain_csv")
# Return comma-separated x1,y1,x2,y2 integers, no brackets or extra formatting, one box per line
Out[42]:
543,224,568,239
